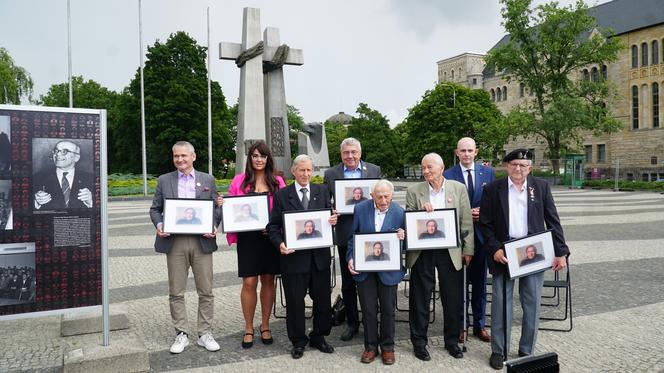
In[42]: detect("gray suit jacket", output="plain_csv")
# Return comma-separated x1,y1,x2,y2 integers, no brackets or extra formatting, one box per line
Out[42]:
405,179,474,271
323,161,381,246
149,170,220,254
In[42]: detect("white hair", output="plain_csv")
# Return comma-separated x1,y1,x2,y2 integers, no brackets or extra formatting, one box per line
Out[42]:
422,152,444,167
371,179,394,194
292,154,314,169
172,141,195,154
340,137,362,153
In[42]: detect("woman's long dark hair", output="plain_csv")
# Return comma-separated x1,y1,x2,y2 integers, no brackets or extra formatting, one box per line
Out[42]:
241,140,280,194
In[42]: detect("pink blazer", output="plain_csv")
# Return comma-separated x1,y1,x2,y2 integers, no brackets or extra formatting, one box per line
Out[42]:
225,173,286,245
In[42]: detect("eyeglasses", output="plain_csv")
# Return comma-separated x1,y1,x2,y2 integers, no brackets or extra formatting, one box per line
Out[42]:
508,162,530,169
251,154,268,160
52,149,79,156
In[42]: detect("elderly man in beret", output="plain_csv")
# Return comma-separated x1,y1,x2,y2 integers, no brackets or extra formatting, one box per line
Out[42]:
479,149,570,370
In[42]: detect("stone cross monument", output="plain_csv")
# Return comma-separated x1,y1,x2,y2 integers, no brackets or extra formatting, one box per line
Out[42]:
219,7,303,176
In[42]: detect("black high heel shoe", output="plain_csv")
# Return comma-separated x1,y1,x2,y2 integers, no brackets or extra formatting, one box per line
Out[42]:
241,330,254,349
260,328,273,345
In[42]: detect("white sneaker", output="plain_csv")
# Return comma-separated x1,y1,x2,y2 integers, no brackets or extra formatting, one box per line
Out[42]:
170,332,189,354
197,332,220,352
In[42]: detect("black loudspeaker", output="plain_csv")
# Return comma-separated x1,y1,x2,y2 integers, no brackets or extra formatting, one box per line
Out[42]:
506,352,559,373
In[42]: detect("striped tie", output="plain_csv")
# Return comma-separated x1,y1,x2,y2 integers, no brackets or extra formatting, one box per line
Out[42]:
61,172,71,206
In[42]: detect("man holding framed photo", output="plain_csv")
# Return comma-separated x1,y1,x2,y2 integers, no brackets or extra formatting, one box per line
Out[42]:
406,153,474,361
267,154,338,359
347,180,405,365
324,137,381,341
149,141,221,354
479,149,569,370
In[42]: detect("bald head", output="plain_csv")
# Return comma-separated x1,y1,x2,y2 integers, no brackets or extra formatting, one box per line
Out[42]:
455,137,478,168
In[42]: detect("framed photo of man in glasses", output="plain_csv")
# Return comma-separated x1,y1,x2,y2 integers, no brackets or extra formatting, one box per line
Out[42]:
31,138,95,211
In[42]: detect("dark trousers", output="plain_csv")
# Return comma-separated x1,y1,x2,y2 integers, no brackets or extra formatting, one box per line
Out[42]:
337,245,359,326
357,273,397,352
281,263,332,348
461,235,488,329
409,250,463,347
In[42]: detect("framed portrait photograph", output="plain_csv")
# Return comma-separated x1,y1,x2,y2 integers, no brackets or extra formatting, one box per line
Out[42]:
405,208,458,250
334,178,379,215
353,232,401,272
163,198,215,234
0,242,36,307
283,208,334,250
221,194,269,233
504,230,555,279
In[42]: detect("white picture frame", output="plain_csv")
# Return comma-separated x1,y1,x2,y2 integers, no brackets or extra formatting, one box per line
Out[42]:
405,208,458,250
333,178,379,215
220,194,269,233
163,198,215,234
504,230,555,279
353,232,401,272
283,208,334,250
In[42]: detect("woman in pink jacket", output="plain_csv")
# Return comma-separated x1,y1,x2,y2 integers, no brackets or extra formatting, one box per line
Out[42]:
221,140,285,348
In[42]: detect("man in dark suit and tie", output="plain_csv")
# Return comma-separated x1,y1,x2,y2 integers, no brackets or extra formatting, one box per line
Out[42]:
479,148,569,370
323,137,381,341
444,137,495,343
33,140,94,210
268,154,339,359
346,180,405,365
149,141,221,354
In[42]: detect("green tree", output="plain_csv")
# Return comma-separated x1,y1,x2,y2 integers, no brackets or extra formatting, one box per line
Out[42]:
485,0,623,173
116,32,233,176
323,121,348,166
400,83,504,166
0,47,33,104
346,103,401,177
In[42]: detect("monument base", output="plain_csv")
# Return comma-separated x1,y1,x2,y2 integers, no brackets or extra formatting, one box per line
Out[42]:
63,336,149,373
61,303,129,336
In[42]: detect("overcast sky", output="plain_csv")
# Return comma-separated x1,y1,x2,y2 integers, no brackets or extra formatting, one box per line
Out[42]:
0,0,608,126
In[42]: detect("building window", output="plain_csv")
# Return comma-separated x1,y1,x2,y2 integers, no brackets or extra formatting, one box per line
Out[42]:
632,85,639,129
601,65,607,80
591,67,598,81
502,86,507,100
497,88,502,101
519,83,525,97
642,173,650,181
597,144,606,163
653,40,660,65
626,173,634,181
652,156,658,165
654,83,660,128
642,42,649,66
443,72,447,80
632,45,638,68
472,78,477,85
451,70,455,79
585,145,593,163
490,89,495,101
582,69,589,80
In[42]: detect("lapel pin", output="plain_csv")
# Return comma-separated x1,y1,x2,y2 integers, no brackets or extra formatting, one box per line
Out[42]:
447,198,453,203
196,182,201,187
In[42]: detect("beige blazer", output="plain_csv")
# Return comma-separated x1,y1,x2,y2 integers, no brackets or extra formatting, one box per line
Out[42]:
405,179,474,271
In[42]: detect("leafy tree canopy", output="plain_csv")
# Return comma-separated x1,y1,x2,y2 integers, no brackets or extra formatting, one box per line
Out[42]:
0,47,33,104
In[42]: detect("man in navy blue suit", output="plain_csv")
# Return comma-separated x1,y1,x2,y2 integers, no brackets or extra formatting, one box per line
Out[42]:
347,180,405,365
444,137,495,343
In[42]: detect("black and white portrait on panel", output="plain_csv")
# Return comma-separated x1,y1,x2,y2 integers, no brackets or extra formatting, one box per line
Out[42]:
0,180,12,230
0,243,36,307
0,115,10,172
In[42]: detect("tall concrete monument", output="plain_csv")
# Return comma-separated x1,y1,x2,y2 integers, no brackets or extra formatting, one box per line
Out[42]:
298,122,330,176
220,7,303,176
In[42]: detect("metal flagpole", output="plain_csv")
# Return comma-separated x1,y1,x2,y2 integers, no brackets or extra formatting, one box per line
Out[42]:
207,6,213,175
67,0,73,108
139,0,148,196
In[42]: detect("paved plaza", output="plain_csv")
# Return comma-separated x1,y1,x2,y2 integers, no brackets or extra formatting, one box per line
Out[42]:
1,185,664,372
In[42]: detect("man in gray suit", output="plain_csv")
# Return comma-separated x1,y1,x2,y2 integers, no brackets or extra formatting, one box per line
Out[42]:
324,137,381,341
149,141,221,354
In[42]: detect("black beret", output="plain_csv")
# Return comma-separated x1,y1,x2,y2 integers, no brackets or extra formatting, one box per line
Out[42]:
503,148,533,162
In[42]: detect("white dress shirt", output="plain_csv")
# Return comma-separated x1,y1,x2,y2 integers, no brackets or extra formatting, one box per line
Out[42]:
428,180,446,209
460,164,475,189
508,177,528,239
374,205,388,231
295,183,310,202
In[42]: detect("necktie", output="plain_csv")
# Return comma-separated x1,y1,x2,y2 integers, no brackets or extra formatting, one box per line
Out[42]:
466,169,475,201
301,187,309,210
61,172,71,206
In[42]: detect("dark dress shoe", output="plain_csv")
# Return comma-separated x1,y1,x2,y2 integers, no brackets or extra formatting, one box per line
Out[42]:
259,329,273,345
310,339,335,353
381,350,395,365
518,350,529,357
489,352,504,370
473,328,491,342
413,346,431,361
241,331,254,349
340,324,359,341
360,349,377,363
445,344,464,359
291,346,304,359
